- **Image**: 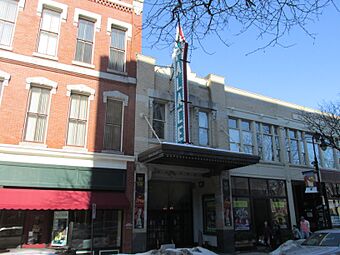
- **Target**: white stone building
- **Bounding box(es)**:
[132,54,339,252]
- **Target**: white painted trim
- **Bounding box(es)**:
[26,77,58,94]
[33,52,59,61]
[72,60,95,69]
[107,68,127,76]
[0,50,136,84]
[22,80,55,145]
[0,45,13,51]
[62,146,88,152]
[106,18,132,39]
[103,91,129,106]
[19,142,47,148]
[37,0,68,21]
[133,0,143,15]
[102,95,126,152]
[0,70,10,86]
[0,143,134,169]
[18,0,26,9]
[224,85,317,113]
[73,8,101,32]
[66,84,95,100]
[1,0,22,48]
[65,90,92,149]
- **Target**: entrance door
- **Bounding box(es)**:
[147,181,193,249]
[253,198,271,240]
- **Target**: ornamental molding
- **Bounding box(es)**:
[87,0,133,13]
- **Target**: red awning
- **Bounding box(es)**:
[0,188,130,210]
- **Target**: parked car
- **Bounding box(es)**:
[0,226,23,249]
[271,229,340,255]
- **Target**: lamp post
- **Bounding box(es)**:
[311,133,332,229]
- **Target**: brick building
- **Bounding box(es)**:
[0,0,142,253]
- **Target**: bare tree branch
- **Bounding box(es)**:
[299,99,340,151]
[143,0,339,54]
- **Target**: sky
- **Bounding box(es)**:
[141,3,340,110]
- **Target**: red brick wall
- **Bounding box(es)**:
[0,0,141,155]
[11,0,142,76]
[0,1,141,251]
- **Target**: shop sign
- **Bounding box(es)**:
[134,173,145,229]
[303,170,318,193]
[51,211,68,247]
[172,25,190,144]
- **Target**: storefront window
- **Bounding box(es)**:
[326,183,340,227]
[268,180,286,197]
[232,177,249,196]
[233,198,251,231]
[69,210,122,249]
[250,178,267,196]
[202,195,216,234]
[0,211,24,249]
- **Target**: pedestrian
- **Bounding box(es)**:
[263,220,272,249]
[272,220,282,248]
[292,225,302,240]
[300,216,311,239]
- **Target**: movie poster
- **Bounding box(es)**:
[233,199,250,231]
[134,173,145,229]
[270,198,288,229]
[223,178,232,227]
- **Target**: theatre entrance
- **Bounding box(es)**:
[147,181,193,249]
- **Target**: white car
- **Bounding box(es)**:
[271,229,340,255]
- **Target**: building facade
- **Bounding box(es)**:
[133,55,340,252]
[0,0,142,253]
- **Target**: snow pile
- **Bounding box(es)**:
[119,246,218,255]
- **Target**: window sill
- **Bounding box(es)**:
[106,68,127,76]
[33,52,58,61]
[62,146,88,152]
[19,142,48,148]
[101,150,124,155]
[72,60,95,69]
[0,45,13,51]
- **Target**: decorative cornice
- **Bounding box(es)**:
[87,0,133,13]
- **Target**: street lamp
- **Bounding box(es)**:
[311,133,332,229]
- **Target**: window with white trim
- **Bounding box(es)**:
[285,129,305,165]
[75,18,94,64]
[103,98,123,151]
[228,118,253,154]
[37,8,61,56]
[109,27,126,72]
[0,0,19,47]
[66,93,89,147]
[199,111,209,146]
[322,146,336,169]
[228,117,240,152]
[24,86,50,142]
[0,70,9,105]
[0,80,3,103]
[256,122,280,161]
[152,101,165,139]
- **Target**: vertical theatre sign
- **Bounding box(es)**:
[134,173,145,229]
[172,26,190,143]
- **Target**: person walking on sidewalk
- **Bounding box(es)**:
[300,216,311,239]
